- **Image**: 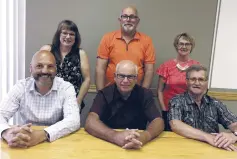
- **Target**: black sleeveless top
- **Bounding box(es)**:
[51,47,85,111]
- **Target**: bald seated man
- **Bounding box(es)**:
[0,50,80,148]
[85,60,164,149]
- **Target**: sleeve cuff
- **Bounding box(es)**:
[44,128,54,142]
[0,124,11,138]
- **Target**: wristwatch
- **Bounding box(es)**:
[233,132,237,142]
[44,130,50,141]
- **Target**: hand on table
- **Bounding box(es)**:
[2,123,32,148]
[2,123,46,148]
[205,133,237,151]
[114,128,142,149]
[213,132,237,151]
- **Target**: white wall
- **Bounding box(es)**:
[210,0,237,89]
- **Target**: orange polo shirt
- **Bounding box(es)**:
[97,30,156,86]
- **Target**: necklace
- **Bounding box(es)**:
[175,59,190,71]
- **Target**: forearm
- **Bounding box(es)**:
[85,113,117,144]
[77,78,90,104]
[142,70,154,88]
[95,69,106,90]
[0,115,11,137]
[228,122,237,132]
[35,130,47,143]
[140,118,164,145]
[44,113,80,142]
[170,120,209,142]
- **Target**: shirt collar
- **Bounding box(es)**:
[113,84,138,101]
[113,84,123,101]
[29,77,58,93]
[115,30,140,40]
[185,92,210,105]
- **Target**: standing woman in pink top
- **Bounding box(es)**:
[156,33,200,131]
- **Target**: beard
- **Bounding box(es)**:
[121,24,136,35]
[32,73,55,86]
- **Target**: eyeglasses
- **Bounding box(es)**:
[177,42,192,47]
[116,73,137,80]
[187,77,207,83]
[61,31,75,37]
[120,14,139,21]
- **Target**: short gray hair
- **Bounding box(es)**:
[120,6,139,17]
[186,65,208,80]
[173,32,195,53]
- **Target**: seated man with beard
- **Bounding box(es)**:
[85,60,164,149]
[0,50,80,148]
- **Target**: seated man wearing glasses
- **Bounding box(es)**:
[85,60,164,149]
[96,6,155,91]
[168,65,237,151]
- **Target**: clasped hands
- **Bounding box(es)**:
[1,123,46,148]
[113,128,144,149]
[207,132,237,151]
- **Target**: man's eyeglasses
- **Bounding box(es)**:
[187,77,207,83]
[116,73,137,80]
[120,14,139,21]
[61,31,75,37]
[177,42,192,48]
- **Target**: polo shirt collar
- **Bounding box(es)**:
[115,30,140,40]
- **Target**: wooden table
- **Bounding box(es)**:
[1,127,237,159]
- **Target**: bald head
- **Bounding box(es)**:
[116,60,138,74]
[31,50,56,65]
[30,50,57,88]
[121,6,138,17]
[114,60,138,96]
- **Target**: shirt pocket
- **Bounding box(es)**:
[205,115,218,128]
[182,107,194,126]
[204,107,218,126]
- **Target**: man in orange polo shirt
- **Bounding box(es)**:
[96,6,156,90]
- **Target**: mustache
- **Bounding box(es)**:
[38,73,52,77]
[33,73,54,81]
[123,23,133,26]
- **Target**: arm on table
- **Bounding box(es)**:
[212,101,237,148]
[170,119,212,143]
[138,89,164,145]
[0,82,43,147]
[168,99,237,151]
[85,112,117,144]
[0,82,23,136]
[85,112,141,148]
[139,117,164,145]
[44,84,80,142]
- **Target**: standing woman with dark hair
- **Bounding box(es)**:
[156,33,200,131]
[40,20,90,112]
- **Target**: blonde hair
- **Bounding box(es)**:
[173,32,195,53]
